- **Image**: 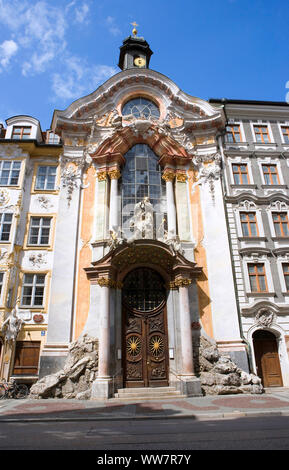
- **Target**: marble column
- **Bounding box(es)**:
[97,283,110,378]
[108,168,121,232]
[177,279,194,376]
[91,277,113,399]
[162,169,176,235]
[174,277,202,396]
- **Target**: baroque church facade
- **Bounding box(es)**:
[0,30,289,398]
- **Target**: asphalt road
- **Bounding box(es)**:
[1,415,289,452]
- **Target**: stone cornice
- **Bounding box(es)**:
[225,191,289,205]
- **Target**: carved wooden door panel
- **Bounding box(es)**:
[253,331,283,388]
[122,268,169,388]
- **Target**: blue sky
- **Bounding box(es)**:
[0,0,288,131]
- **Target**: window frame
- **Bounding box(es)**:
[272,212,289,237]
[280,125,289,144]
[27,216,52,246]
[0,160,22,186]
[247,263,268,293]
[262,164,280,185]
[232,163,250,185]
[20,273,46,308]
[34,164,58,192]
[282,263,289,292]
[122,97,160,119]
[0,212,13,242]
[226,124,243,143]
[253,124,271,143]
[240,212,259,237]
[11,126,32,140]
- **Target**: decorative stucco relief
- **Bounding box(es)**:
[29,252,47,268]
[191,152,222,202]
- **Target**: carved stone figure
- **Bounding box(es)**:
[128,197,154,242]
[108,227,124,250]
[255,308,275,327]
[1,305,24,343]
[161,230,184,255]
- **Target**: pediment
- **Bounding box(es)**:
[51,68,225,135]
[85,239,202,285]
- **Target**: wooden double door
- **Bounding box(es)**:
[253,330,283,387]
[122,268,169,388]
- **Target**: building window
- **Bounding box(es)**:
[240,212,258,236]
[35,165,57,190]
[262,164,280,185]
[253,125,271,143]
[0,213,12,241]
[226,125,242,143]
[0,160,21,186]
[232,164,249,184]
[272,212,289,237]
[0,272,4,297]
[281,126,289,143]
[46,131,60,144]
[122,98,160,119]
[28,217,52,245]
[13,341,40,375]
[21,273,45,307]
[11,126,32,140]
[282,264,289,291]
[121,144,166,239]
[248,263,268,292]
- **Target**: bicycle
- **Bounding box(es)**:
[0,378,29,399]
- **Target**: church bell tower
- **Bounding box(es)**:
[118,23,153,71]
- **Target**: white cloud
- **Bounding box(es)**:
[0,0,67,76]
[75,3,90,24]
[0,39,18,71]
[0,0,119,103]
[51,56,117,101]
[106,16,121,36]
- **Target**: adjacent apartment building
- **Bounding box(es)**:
[0,31,288,398]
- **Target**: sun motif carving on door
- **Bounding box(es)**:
[122,268,169,387]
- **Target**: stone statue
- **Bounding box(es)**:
[162,230,184,255]
[1,305,24,344]
[128,197,154,241]
[108,227,124,250]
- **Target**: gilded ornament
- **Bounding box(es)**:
[97,170,108,181]
[108,169,121,180]
[173,277,192,288]
[96,277,122,289]
[162,170,175,182]
[176,173,187,183]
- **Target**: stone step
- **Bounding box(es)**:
[116,386,178,394]
[113,386,184,400]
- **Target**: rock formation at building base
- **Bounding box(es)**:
[194,335,264,395]
[29,333,263,399]
[29,334,98,400]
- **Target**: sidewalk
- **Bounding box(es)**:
[1,388,289,422]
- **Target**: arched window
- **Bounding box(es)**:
[122,97,160,119]
[121,144,166,239]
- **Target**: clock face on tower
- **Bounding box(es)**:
[134,56,146,67]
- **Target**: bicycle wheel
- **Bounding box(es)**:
[14,384,29,399]
[0,384,7,399]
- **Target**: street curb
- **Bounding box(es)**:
[0,409,289,423]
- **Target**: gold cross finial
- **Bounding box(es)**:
[131,21,138,36]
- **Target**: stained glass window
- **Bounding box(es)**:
[121,144,167,239]
[122,98,160,119]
